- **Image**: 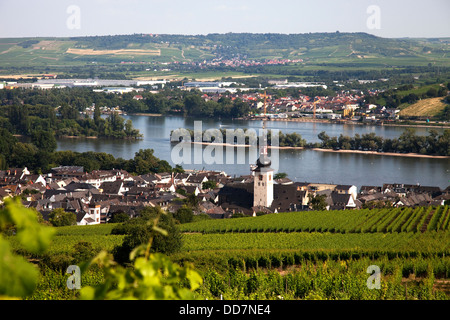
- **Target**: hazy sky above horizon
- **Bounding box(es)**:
[0,0,449,38]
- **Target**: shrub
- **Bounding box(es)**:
[72,241,99,264]
[109,212,130,223]
[48,208,77,227]
[112,207,182,264]
[174,206,194,224]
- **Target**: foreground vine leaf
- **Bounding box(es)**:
[80,248,203,300]
[0,198,55,298]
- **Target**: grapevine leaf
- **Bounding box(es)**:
[153,225,168,236]
[4,198,55,253]
[0,238,39,298]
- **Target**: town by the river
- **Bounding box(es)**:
[56,115,450,189]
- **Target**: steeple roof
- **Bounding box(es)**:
[254,154,272,171]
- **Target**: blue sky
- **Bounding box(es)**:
[0,0,449,38]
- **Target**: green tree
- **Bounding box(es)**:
[110,212,130,223]
[129,149,161,175]
[0,128,17,168]
[111,207,182,264]
[426,87,438,98]
[72,241,99,264]
[10,142,37,169]
[93,104,101,126]
[145,94,167,114]
[155,160,172,173]
[0,154,6,171]
[124,119,135,137]
[184,94,204,116]
[280,132,306,147]
[318,131,330,148]
[173,164,185,173]
[31,130,57,153]
[106,112,125,137]
[230,99,250,118]
[435,105,450,121]
[274,172,288,180]
[8,105,31,134]
[338,134,352,150]
[59,103,79,120]
[202,180,217,190]
[48,208,77,227]
[309,194,328,211]
[184,193,200,209]
[173,206,194,224]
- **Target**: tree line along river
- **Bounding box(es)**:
[56,115,450,189]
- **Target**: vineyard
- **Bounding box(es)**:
[193,256,450,300]
[9,222,125,256]
[180,206,450,234]
[175,206,450,300]
[180,231,450,253]
[11,205,450,300]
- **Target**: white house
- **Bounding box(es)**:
[77,204,101,226]
[335,185,358,200]
[185,174,209,190]
[81,171,117,188]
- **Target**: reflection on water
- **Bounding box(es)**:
[56,115,450,189]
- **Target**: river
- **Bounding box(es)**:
[56,115,450,189]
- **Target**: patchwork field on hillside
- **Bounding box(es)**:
[66,48,161,56]
[399,97,448,117]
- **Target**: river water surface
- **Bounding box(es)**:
[56,115,450,189]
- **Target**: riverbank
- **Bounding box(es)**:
[176,141,305,150]
[177,141,448,158]
[16,134,142,140]
[239,117,450,129]
[312,148,450,159]
[57,135,143,140]
[59,135,98,139]
[130,113,163,117]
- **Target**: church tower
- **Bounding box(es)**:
[253,92,274,209]
[253,145,274,208]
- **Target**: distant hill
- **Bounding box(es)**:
[1,32,449,66]
[1,33,449,80]
[68,32,450,59]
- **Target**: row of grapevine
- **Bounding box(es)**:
[436,206,449,231]
[174,247,450,274]
[427,206,446,232]
[402,207,424,232]
[181,231,450,253]
[332,209,371,233]
[387,208,413,233]
[444,207,450,230]
[180,206,450,234]
[416,206,434,232]
[375,208,401,233]
[351,209,384,233]
[198,256,450,300]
